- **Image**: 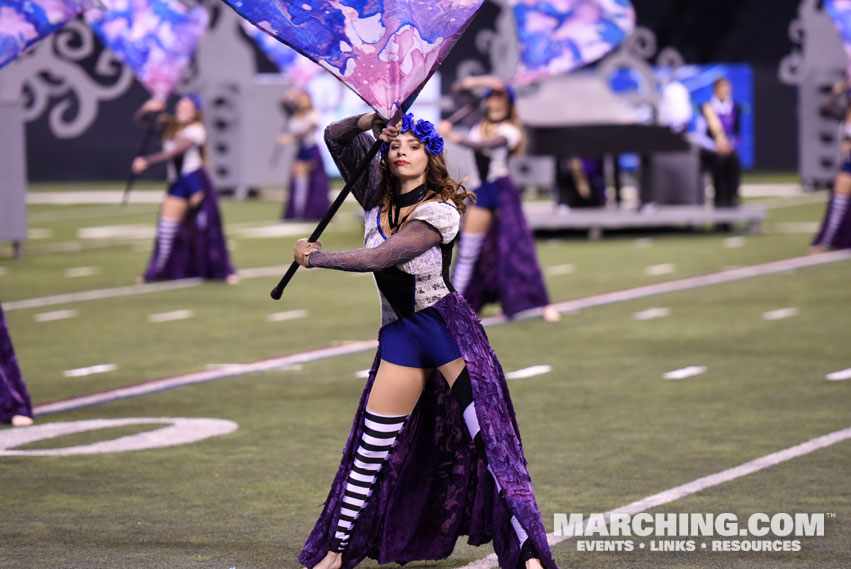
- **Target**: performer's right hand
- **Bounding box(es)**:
[294,238,322,267]
[131,157,148,175]
[141,98,166,115]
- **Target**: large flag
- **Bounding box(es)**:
[219,0,486,118]
[241,20,322,87]
[0,0,94,69]
[825,0,851,78]
[85,0,208,100]
[509,0,635,85]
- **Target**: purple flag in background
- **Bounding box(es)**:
[825,0,851,78]
[0,0,94,69]
[241,20,322,87]
[219,0,486,118]
[510,0,635,85]
[85,0,208,100]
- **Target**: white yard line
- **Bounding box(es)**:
[27,190,163,205]
[505,365,552,380]
[30,251,851,416]
[825,368,851,381]
[63,364,117,378]
[35,340,378,416]
[489,250,851,326]
[454,425,851,569]
[34,309,78,323]
[723,236,745,248]
[64,266,101,278]
[632,307,670,321]
[645,263,675,276]
[663,366,707,380]
[3,279,203,311]
[266,309,309,322]
[762,307,799,321]
[148,310,193,323]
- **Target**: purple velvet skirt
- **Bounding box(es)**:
[812,191,851,249]
[282,144,331,220]
[459,176,550,318]
[143,169,236,282]
[0,301,33,423]
[299,293,560,569]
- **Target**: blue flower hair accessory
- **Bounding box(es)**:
[184,93,203,111]
[381,113,445,157]
[483,85,516,105]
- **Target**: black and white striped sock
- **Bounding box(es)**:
[453,232,485,295]
[155,218,180,272]
[451,367,537,562]
[292,174,309,217]
[821,194,850,245]
[330,409,408,553]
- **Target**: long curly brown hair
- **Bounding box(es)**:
[378,149,476,215]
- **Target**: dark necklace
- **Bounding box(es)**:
[390,183,428,230]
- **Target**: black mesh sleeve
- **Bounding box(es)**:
[455,134,509,151]
[324,115,384,210]
[309,221,441,272]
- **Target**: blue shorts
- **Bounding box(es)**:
[380,307,462,369]
[842,158,851,175]
[167,170,205,199]
[296,145,313,161]
[474,180,501,211]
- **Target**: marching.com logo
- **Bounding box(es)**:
[554,512,831,552]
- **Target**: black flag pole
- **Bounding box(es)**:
[122,112,160,206]
[269,95,417,301]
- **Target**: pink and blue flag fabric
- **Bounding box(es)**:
[0,0,94,69]
[509,0,635,84]
[85,0,208,100]
[219,0,486,118]
[241,20,322,87]
[825,0,851,78]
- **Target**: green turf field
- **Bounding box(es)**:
[1,186,849,569]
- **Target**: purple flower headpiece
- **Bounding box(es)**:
[381,113,445,157]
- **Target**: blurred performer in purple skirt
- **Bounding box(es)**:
[0,301,33,427]
[278,89,331,220]
[131,95,238,283]
[694,77,742,209]
[292,112,557,569]
[439,76,560,322]
[812,80,851,253]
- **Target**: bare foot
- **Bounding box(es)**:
[226,273,240,285]
[808,244,828,255]
[135,275,146,285]
[307,551,341,569]
[525,559,544,569]
[11,415,33,427]
[542,305,561,322]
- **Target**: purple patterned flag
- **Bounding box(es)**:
[219,0,486,118]
[241,20,322,87]
[825,0,851,78]
[85,0,208,100]
[0,0,94,69]
[509,0,635,85]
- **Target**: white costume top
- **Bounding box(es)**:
[165,123,205,181]
[363,201,461,325]
[468,121,523,183]
[289,110,319,147]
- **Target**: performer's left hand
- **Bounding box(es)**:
[437,120,459,143]
[131,157,148,175]
[294,238,322,267]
